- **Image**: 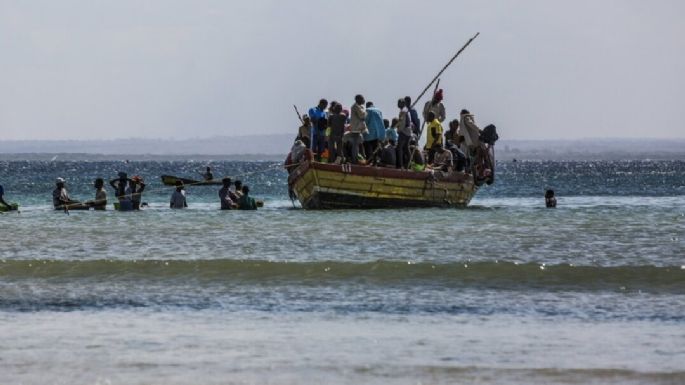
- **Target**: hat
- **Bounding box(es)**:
[118,172,128,179]
[434,89,444,102]
[56,177,65,184]
[131,175,143,183]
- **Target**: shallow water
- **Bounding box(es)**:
[1,160,684,384]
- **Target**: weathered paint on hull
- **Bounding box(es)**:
[288,162,478,209]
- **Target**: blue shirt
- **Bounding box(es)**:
[409,108,420,134]
[308,106,327,138]
[385,127,398,143]
[364,106,385,141]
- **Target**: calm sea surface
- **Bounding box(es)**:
[1,159,684,385]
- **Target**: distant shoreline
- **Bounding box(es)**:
[0,137,683,161]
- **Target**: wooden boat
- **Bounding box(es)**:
[288,162,482,209]
[161,175,222,186]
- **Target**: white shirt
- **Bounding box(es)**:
[170,189,187,209]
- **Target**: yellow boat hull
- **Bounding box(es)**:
[288,162,478,209]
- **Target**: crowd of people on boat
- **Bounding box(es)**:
[286,89,498,180]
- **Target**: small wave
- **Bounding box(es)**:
[1,259,683,293]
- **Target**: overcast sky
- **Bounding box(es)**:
[1,0,683,141]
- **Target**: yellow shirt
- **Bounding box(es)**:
[425,119,444,149]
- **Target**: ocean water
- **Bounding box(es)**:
[0,159,684,385]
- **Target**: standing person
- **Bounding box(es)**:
[404,96,421,137]
[363,101,385,161]
[349,94,367,164]
[459,109,482,152]
[422,89,446,123]
[233,180,244,199]
[218,178,237,210]
[396,98,412,169]
[110,172,133,211]
[170,181,187,209]
[308,99,328,158]
[238,185,258,210]
[328,103,346,164]
[130,176,145,210]
[545,190,557,208]
[424,111,444,164]
[297,114,312,148]
[87,178,108,210]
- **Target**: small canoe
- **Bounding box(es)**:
[161,175,222,186]
[0,203,19,212]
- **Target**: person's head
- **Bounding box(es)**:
[427,111,436,122]
[329,101,339,110]
[242,185,250,194]
[383,119,390,129]
[234,180,243,190]
[175,180,184,191]
[117,171,127,180]
[404,96,412,108]
[222,177,232,188]
[131,175,143,185]
[94,178,104,189]
[391,118,398,128]
[433,89,444,102]
[397,98,406,109]
[318,98,328,110]
[354,94,365,106]
[333,103,343,114]
[460,109,470,115]
[365,101,373,108]
[449,119,459,130]
[303,114,311,124]
[206,166,211,172]
[56,177,65,188]
[545,189,555,199]
[433,143,444,152]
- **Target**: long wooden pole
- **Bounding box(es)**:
[410,32,479,111]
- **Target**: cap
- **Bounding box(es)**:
[56,177,65,184]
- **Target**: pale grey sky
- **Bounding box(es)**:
[1,0,683,140]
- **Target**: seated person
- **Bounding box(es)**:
[379,140,397,168]
[430,144,453,173]
[52,178,84,210]
[238,185,258,210]
[446,140,467,172]
[202,167,213,181]
[408,142,426,171]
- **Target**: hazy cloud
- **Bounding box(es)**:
[1,0,683,140]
